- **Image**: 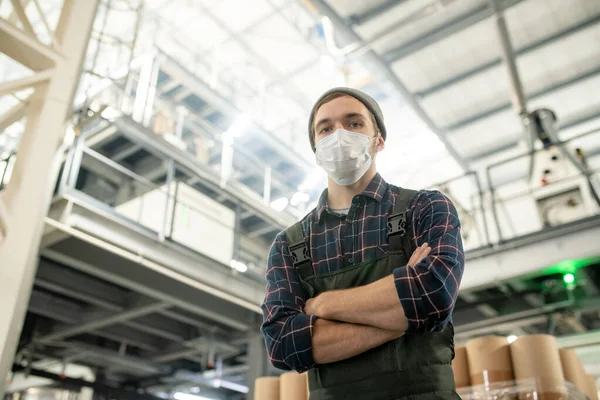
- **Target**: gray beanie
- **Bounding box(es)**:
[308,87,387,152]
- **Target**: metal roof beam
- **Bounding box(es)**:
[444,66,600,131]
[34,299,169,343]
[347,0,410,26]
[305,0,470,171]
[382,0,524,63]
[28,290,83,324]
[37,258,128,312]
[0,17,60,71]
[416,14,600,98]
[123,313,194,342]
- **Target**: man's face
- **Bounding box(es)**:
[313,95,384,155]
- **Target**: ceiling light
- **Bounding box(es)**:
[174,393,215,400]
[507,335,518,344]
[270,197,289,212]
[290,191,310,206]
[563,273,575,284]
[235,262,247,273]
[229,260,248,273]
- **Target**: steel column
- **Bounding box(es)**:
[0,1,99,396]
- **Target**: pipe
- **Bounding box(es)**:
[11,365,162,400]
[454,298,574,334]
[486,165,504,242]
[488,0,528,117]
[43,217,262,314]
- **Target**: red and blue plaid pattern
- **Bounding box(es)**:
[260,173,464,372]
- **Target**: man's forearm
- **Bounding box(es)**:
[311,318,401,364]
[310,275,409,332]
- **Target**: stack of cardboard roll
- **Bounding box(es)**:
[254,372,309,400]
[559,349,598,400]
[452,334,598,400]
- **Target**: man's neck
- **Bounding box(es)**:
[327,166,377,210]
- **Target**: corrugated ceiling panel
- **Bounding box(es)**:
[174,11,229,52]
[290,61,346,101]
[327,0,391,19]
[211,0,273,33]
[447,109,522,158]
[390,18,499,92]
[364,0,482,53]
[528,73,600,121]
[246,14,319,76]
[420,66,509,127]
[506,0,600,47]
[515,24,600,96]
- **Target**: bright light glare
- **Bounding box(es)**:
[563,273,575,284]
[174,393,215,400]
[270,197,289,211]
[507,335,518,344]
[290,191,310,206]
[218,380,249,393]
[229,260,248,273]
[224,113,252,138]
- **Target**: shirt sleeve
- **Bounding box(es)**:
[260,231,317,372]
[392,190,465,333]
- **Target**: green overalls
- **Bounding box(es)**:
[285,189,459,400]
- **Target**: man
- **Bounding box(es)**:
[261,87,464,400]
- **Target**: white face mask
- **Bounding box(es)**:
[315,129,374,186]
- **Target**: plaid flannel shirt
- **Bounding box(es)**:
[260,173,464,372]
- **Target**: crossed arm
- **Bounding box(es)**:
[306,244,431,364]
[260,191,464,371]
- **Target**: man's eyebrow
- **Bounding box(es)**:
[343,113,366,120]
[315,118,331,129]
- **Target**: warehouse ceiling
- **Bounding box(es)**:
[2,0,600,206]
[2,0,600,398]
[138,0,600,192]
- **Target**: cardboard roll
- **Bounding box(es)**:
[558,348,588,394]
[452,346,470,388]
[466,336,514,386]
[582,375,599,400]
[280,372,308,400]
[255,376,280,400]
[510,335,565,396]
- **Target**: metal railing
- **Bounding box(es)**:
[432,127,600,252]
[55,129,267,279]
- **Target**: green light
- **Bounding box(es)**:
[563,273,575,284]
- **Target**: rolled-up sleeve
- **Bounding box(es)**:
[260,231,317,372]
[393,190,465,333]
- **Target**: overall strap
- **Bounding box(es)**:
[387,188,418,258]
[284,221,314,279]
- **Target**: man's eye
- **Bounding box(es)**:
[349,122,362,129]
[320,127,332,134]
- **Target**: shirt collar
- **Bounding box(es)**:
[316,173,388,222]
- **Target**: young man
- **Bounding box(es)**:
[261,87,465,400]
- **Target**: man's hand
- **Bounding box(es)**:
[304,297,318,316]
[408,242,431,267]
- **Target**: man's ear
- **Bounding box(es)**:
[376,133,385,152]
